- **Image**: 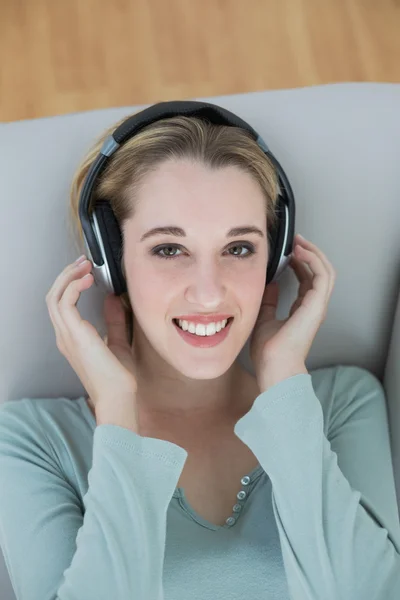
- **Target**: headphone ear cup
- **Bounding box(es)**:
[266,193,286,285]
[92,200,127,295]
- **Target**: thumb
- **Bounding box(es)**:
[103,293,131,350]
[258,281,279,322]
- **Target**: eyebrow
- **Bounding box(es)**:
[140,225,265,242]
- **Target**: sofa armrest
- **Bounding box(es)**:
[384,286,400,517]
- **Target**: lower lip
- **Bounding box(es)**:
[173,318,233,348]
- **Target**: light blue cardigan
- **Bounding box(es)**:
[0,365,399,599]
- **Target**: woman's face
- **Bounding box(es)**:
[122,158,269,381]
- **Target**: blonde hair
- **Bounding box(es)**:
[69,112,280,344]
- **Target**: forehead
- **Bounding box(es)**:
[134,159,266,220]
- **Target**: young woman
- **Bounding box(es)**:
[0,104,399,600]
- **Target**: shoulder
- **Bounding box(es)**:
[310,363,382,395]
[0,395,92,429]
[309,364,385,435]
[0,396,95,460]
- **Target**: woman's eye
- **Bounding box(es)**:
[151,243,256,260]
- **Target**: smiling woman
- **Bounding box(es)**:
[66,108,284,422]
[104,155,275,415]
[0,98,399,600]
[68,113,280,350]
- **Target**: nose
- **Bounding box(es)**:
[184,263,228,308]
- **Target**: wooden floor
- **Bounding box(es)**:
[1,0,399,122]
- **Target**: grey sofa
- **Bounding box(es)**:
[0,82,399,599]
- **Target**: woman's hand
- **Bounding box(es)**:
[249,234,336,389]
[46,255,138,410]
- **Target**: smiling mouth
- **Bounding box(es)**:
[173,316,234,333]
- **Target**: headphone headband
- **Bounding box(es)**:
[106,100,262,150]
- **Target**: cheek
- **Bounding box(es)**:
[126,263,173,313]
[240,281,266,315]
[238,269,268,318]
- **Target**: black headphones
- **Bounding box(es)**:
[78,100,296,296]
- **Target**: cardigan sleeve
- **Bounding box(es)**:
[234,365,400,600]
[0,399,188,600]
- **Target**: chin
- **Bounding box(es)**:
[170,360,237,381]
[162,331,240,380]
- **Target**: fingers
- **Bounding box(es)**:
[46,258,93,342]
[291,235,336,298]
[295,235,336,280]
[293,245,327,296]
[289,254,312,302]
[59,265,93,332]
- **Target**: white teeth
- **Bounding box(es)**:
[176,319,229,336]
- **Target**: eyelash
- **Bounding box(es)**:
[151,242,257,260]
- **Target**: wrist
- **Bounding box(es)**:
[257,363,308,393]
[95,393,139,433]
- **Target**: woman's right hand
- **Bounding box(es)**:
[46,255,138,412]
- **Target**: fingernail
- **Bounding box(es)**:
[75,254,86,264]
[297,234,305,240]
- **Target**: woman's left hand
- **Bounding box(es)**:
[249,234,336,387]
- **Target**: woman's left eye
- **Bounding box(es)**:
[151,243,256,260]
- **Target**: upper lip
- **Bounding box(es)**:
[173,314,233,324]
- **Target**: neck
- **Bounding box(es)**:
[134,364,257,426]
